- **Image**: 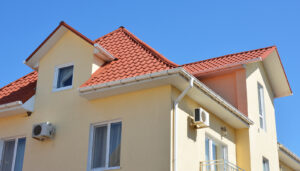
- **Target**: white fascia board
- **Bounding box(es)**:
[22,95,35,112]
[79,68,252,128]
[278,143,300,169]
[0,96,35,117]
[262,51,292,98]
[25,26,68,70]
[94,44,116,62]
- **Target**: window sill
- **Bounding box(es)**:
[52,85,73,92]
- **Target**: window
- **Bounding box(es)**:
[205,136,227,171]
[0,137,26,171]
[263,157,270,171]
[258,83,266,130]
[53,64,74,91]
[88,121,122,171]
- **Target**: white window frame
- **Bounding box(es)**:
[262,157,270,171]
[205,136,228,161]
[258,83,267,131]
[0,136,26,171]
[205,135,228,171]
[87,120,122,171]
[53,63,74,92]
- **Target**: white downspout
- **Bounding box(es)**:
[173,77,194,171]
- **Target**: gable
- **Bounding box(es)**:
[25,21,94,70]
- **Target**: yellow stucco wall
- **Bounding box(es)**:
[172,87,237,171]
[246,62,280,171]
[0,31,173,171]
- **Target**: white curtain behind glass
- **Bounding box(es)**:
[109,122,122,167]
[1,140,15,171]
[92,126,107,169]
[14,138,26,171]
[57,66,73,88]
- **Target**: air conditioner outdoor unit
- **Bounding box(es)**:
[32,122,55,141]
[192,108,210,128]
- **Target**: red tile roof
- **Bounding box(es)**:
[0,71,37,105]
[182,46,276,75]
[0,23,288,107]
[81,27,178,87]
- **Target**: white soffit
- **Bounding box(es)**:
[79,68,252,129]
[262,50,292,98]
[278,144,300,170]
[25,26,68,69]
[0,96,35,117]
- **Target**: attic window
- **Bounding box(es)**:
[53,63,74,91]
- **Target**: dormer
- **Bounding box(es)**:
[25,21,115,74]
[0,22,116,117]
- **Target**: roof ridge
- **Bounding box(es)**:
[120,27,179,68]
[181,45,276,66]
[95,27,179,68]
[0,71,37,92]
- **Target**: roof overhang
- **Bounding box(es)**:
[94,43,116,62]
[24,21,95,70]
[261,49,292,98]
[79,68,253,129]
[0,96,35,117]
[278,143,300,169]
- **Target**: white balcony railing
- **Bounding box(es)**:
[200,160,245,171]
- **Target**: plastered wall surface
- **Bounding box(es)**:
[0,31,172,171]
[246,62,280,171]
[172,87,237,171]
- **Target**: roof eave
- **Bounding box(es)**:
[24,21,94,70]
[278,143,300,169]
[261,48,292,98]
[0,97,35,117]
[79,68,253,128]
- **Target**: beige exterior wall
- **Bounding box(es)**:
[246,62,280,171]
[0,31,173,171]
[172,87,237,171]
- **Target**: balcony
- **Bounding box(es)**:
[200,160,245,171]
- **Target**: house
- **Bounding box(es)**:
[0,21,299,171]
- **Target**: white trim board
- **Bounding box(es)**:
[0,96,35,118]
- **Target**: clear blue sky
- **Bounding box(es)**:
[0,1,299,156]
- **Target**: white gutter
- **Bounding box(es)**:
[94,44,116,62]
[0,101,23,110]
[278,142,300,169]
[179,69,253,125]
[173,77,194,171]
[0,96,35,117]
[79,68,253,126]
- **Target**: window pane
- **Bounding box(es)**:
[1,140,15,171]
[109,122,122,167]
[57,66,73,88]
[263,158,270,171]
[92,125,107,169]
[14,138,26,171]
[258,86,263,116]
[260,117,264,129]
[205,138,210,161]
